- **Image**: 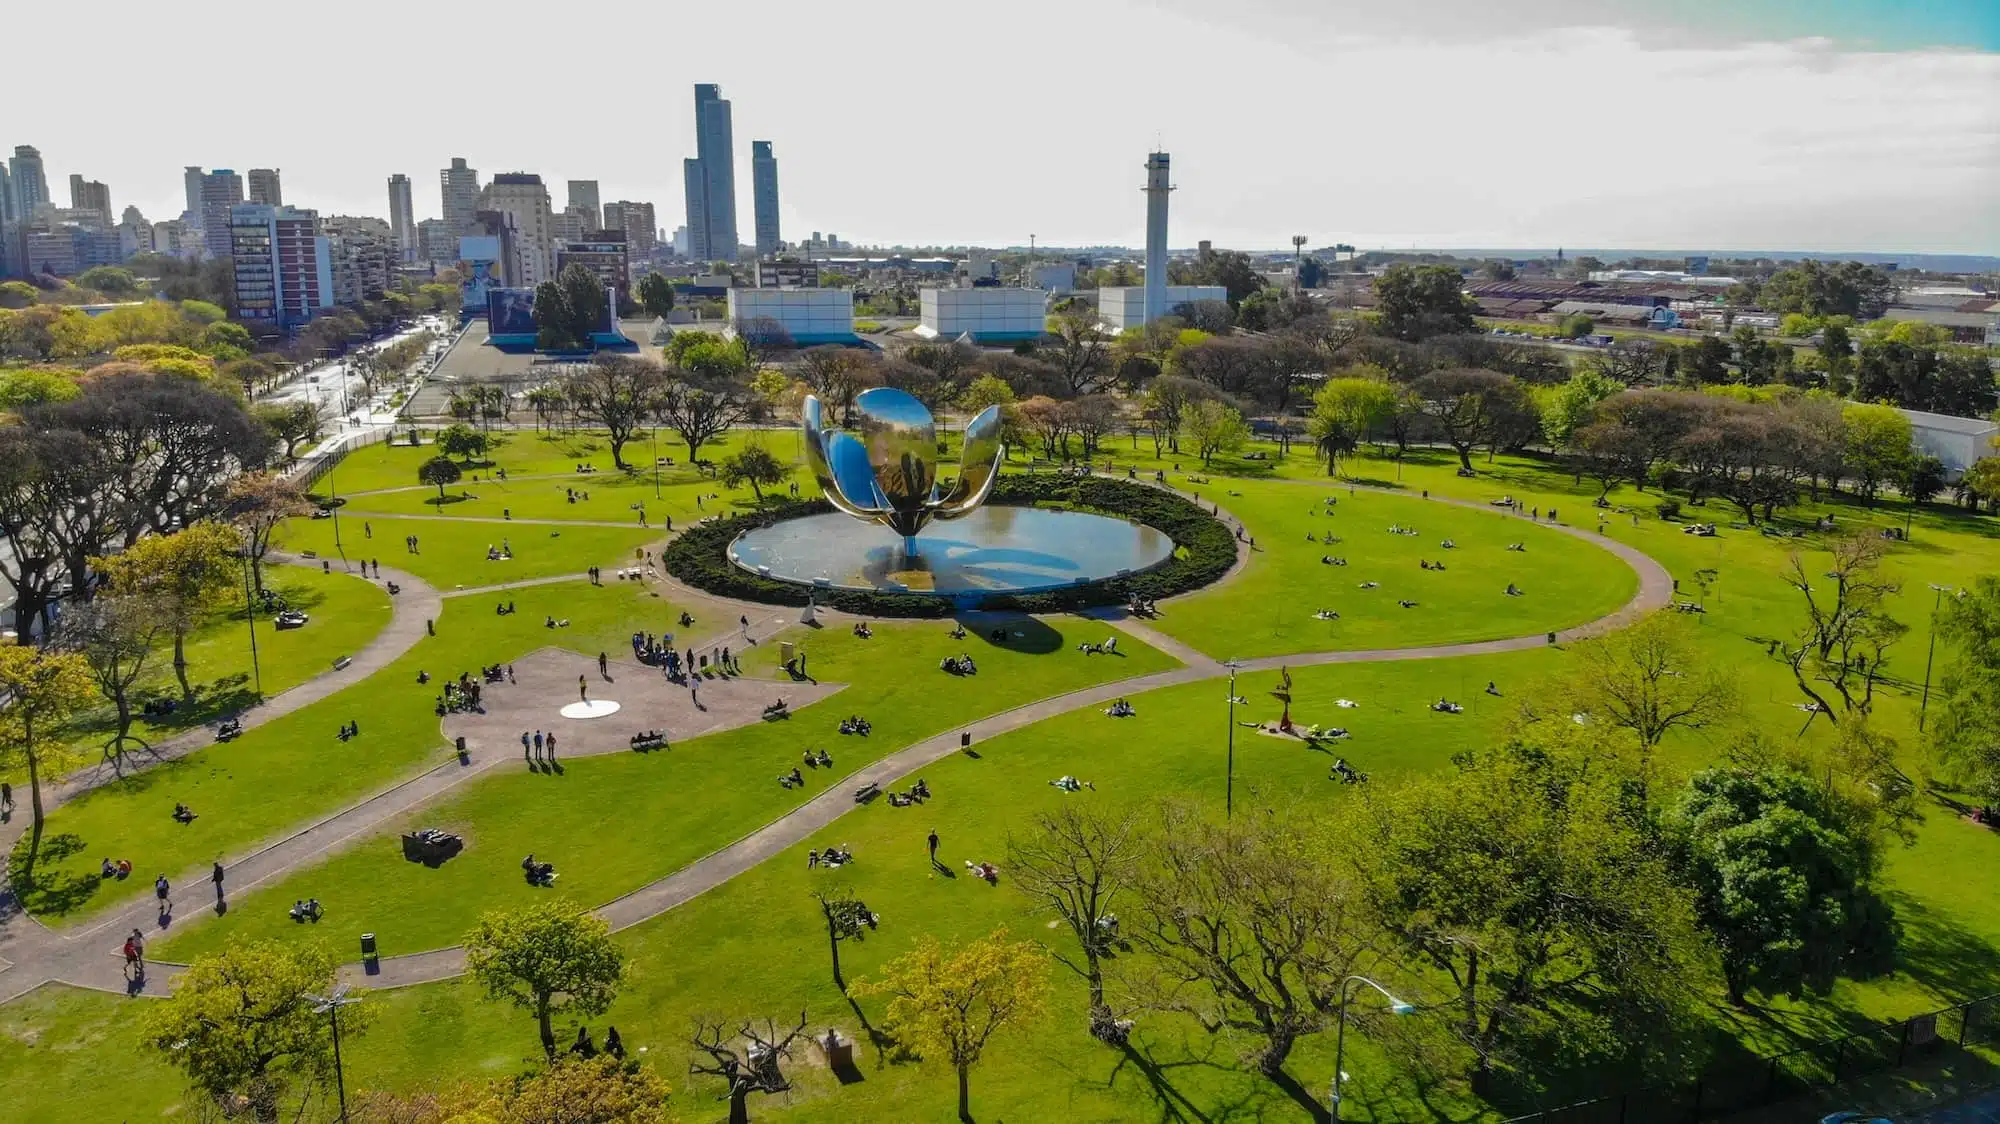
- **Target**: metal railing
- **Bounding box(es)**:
[287,425,399,493]
[1501,995,1999,1123]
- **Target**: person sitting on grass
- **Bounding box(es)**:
[172,803,197,824]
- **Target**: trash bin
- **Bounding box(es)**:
[360,933,377,958]
[455,736,467,752]
[961,731,972,748]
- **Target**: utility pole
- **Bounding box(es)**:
[1224,660,1241,818]
[1292,234,1308,290]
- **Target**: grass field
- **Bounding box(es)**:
[274,513,663,590]
[154,617,1179,960]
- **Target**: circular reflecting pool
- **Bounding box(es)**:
[729,506,1176,596]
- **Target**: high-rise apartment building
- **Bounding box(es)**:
[416,218,454,266]
[323,215,397,306]
[604,200,656,257]
[682,84,738,260]
[230,203,331,331]
[68,175,112,226]
[477,173,555,286]
[9,146,49,221]
[199,170,245,260]
[247,168,283,206]
[0,163,13,225]
[182,166,204,220]
[566,181,600,224]
[387,174,416,262]
[117,206,152,260]
[440,157,480,234]
[751,140,779,257]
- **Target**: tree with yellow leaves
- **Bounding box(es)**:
[96,521,244,704]
[855,928,1048,1123]
[0,644,94,863]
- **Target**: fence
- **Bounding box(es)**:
[1501,994,2000,1124]
[287,425,399,493]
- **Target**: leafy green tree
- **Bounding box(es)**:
[1537,366,1623,448]
[1841,403,1914,501]
[465,899,625,1060]
[418,454,462,502]
[1904,454,1946,505]
[0,280,37,309]
[140,941,361,1123]
[1177,248,1265,307]
[1349,729,1715,1084]
[75,266,138,293]
[1681,335,1733,384]
[636,271,676,319]
[1665,766,1898,1003]
[721,445,787,501]
[1930,577,2000,804]
[0,367,81,410]
[532,279,575,350]
[438,422,490,462]
[1759,260,1893,319]
[0,646,95,861]
[567,358,664,469]
[252,401,322,462]
[558,262,608,345]
[1184,398,1249,466]
[97,522,243,705]
[1309,375,1395,474]
[1558,313,1595,338]
[1372,263,1476,341]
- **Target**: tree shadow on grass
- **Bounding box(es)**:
[424,493,476,508]
[6,832,102,915]
[965,614,1066,656]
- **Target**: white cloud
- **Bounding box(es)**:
[13,0,1999,253]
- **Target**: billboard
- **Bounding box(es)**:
[488,287,538,346]
[1683,255,1709,275]
[461,258,503,312]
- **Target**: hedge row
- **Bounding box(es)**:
[660,476,1235,617]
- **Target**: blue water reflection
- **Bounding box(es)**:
[730,507,1175,595]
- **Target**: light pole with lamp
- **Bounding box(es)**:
[239,548,263,696]
[308,985,361,1122]
[1224,659,1243,818]
[1920,582,1959,731]
[1331,975,1415,1121]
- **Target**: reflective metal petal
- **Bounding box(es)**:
[801,395,882,518]
[826,432,888,513]
[854,387,937,514]
[933,404,1006,519]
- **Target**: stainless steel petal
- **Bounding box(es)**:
[801,396,880,518]
[854,386,936,515]
[826,431,888,513]
[934,404,1006,519]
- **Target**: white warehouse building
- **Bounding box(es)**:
[1901,409,2000,480]
[916,287,1047,343]
[727,287,856,346]
[1098,285,1227,332]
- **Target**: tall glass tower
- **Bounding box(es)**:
[751,141,779,257]
[683,84,738,261]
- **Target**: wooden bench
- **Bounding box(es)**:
[852,783,881,805]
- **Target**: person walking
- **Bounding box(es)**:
[154,874,171,916]
[578,674,589,702]
[124,930,145,982]
[211,861,225,904]
[1,780,12,813]
[364,521,372,539]
[598,651,608,677]
[927,829,940,867]
[533,730,544,759]
[521,731,532,761]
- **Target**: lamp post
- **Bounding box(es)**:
[651,424,661,499]
[240,549,262,696]
[1331,975,1415,1121]
[1224,660,1242,818]
[1920,582,1959,731]
[308,986,361,1122]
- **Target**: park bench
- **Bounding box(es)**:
[852,783,880,805]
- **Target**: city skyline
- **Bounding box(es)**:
[8,0,1998,255]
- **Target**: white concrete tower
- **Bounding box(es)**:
[1142,152,1174,324]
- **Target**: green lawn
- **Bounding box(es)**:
[154,617,1180,960]
[1151,477,1637,658]
[274,513,662,590]
[11,580,692,922]
[320,428,809,495]
[340,469,790,530]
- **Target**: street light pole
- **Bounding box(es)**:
[240,551,262,696]
[309,987,361,1122]
[1920,583,1957,731]
[1225,660,1240,818]
[1331,975,1415,1122]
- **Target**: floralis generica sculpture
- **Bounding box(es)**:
[801,387,1005,559]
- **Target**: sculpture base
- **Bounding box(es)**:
[729,506,1175,597]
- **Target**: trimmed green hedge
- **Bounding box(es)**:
[661,475,1235,617]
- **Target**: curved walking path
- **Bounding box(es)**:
[0,471,1673,1000]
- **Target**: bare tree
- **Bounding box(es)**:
[732,316,795,368]
[566,357,664,469]
[1067,395,1119,460]
[221,474,309,594]
[688,1011,809,1124]
[57,596,163,772]
[1007,805,1142,1041]
[794,347,879,424]
[656,371,756,463]
[1558,612,1739,794]
[1782,532,1905,721]
[1044,302,1115,396]
[811,887,877,992]
[1412,368,1512,470]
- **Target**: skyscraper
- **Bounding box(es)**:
[440,157,480,234]
[69,175,112,226]
[387,174,416,262]
[751,141,779,257]
[566,181,600,224]
[682,84,738,261]
[230,203,332,330]
[199,170,245,261]
[8,146,49,220]
[477,173,555,286]
[607,201,656,257]
[183,166,205,220]
[0,163,13,225]
[247,168,283,206]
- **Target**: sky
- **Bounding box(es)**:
[12,0,1999,254]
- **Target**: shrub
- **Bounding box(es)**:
[1656,498,1682,520]
[661,476,1235,616]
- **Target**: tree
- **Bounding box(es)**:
[558,264,609,347]
[1350,731,1714,1084]
[1558,313,1595,339]
[1841,403,1914,501]
[1130,804,1375,1079]
[1139,375,1207,456]
[1781,532,1904,721]
[221,474,309,595]
[76,265,139,294]
[1309,373,1398,473]
[1905,454,1947,506]
[1373,263,1476,342]
[1015,396,1074,460]
[855,929,1049,1123]
[1591,338,1669,385]
[1067,394,1119,459]
[1929,576,2000,804]
[1412,368,1511,470]
[532,279,575,351]
[794,347,878,424]
[1561,613,1738,786]
[1044,302,1115,396]
[690,1012,809,1124]
[96,521,243,705]
[1538,366,1623,449]
[418,454,463,503]
[1665,766,1898,1004]
[358,1056,673,1124]
[251,401,322,462]
[140,941,360,1124]
[720,445,786,501]
[1183,399,1249,466]
[0,645,94,862]
[1759,260,1893,320]
[732,316,795,368]
[1007,805,1143,1037]
[57,596,163,772]
[465,899,625,1060]
[636,272,676,320]
[656,371,755,463]
[1179,248,1266,307]
[439,422,491,463]
[568,358,665,469]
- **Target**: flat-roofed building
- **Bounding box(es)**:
[917,287,1047,342]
